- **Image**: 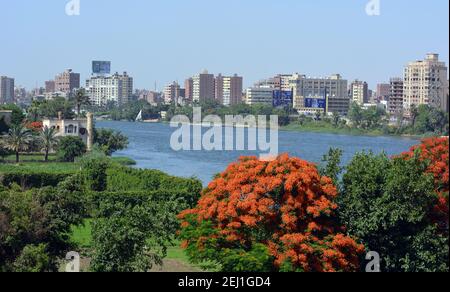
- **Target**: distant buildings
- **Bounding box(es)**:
[138,90,161,105]
[0,76,15,104]
[45,80,56,93]
[86,72,133,106]
[388,78,404,116]
[184,78,194,101]
[350,80,369,105]
[403,53,449,114]
[55,69,80,96]
[163,81,182,104]
[192,70,215,102]
[376,83,391,101]
[291,74,350,115]
[245,87,274,106]
[215,74,243,106]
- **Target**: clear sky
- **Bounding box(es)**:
[0,0,448,90]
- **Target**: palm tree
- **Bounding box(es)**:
[2,124,33,163]
[40,126,58,162]
[73,88,91,117]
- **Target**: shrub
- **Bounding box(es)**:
[81,156,110,192]
[94,128,129,156]
[12,244,51,272]
[339,150,449,272]
[57,136,86,162]
[178,154,365,272]
[0,171,73,189]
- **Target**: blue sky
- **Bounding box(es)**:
[0,0,448,90]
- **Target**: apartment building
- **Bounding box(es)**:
[245,87,274,106]
[86,72,133,106]
[389,78,404,116]
[55,69,80,96]
[0,76,15,104]
[350,80,369,105]
[192,70,215,102]
[215,74,243,106]
[403,53,449,113]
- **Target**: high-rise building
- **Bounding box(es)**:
[55,69,80,96]
[389,78,404,116]
[86,72,133,106]
[403,53,449,113]
[192,70,215,102]
[215,74,243,106]
[184,78,194,101]
[45,80,56,93]
[245,88,274,106]
[0,76,15,104]
[376,83,391,101]
[350,80,369,105]
[164,81,181,104]
[291,74,350,114]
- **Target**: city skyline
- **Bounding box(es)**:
[0,0,448,90]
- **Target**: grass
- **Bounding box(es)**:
[282,122,386,136]
[111,156,137,166]
[0,161,80,174]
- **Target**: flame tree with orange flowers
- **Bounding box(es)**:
[178,154,365,272]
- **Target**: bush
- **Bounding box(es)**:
[94,128,129,156]
[12,244,51,273]
[0,171,73,189]
[57,136,86,162]
[179,155,365,272]
[0,184,85,271]
[339,150,449,272]
[81,155,110,192]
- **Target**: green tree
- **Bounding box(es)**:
[0,104,25,126]
[320,148,344,186]
[90,200,179,272]
[348,102,364,128]
[331,112,340,128]
[12,244,51,273]
[56,136,86,162]
[72,88,91,117]
[339,152,449,272]
[40,126,58,162]
[410,104,419,128]
[2,124,33,163]
[94,128,129,156]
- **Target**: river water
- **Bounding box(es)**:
[97,121,420,185]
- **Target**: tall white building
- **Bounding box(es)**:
[403,53,449,113]
[86,72,133,107]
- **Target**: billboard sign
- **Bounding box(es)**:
[273,90,293,107]
[92,61,111,74]
[304,97,327,109]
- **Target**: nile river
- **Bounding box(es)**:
[97,121,420,185]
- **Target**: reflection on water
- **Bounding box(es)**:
[97,121,420,185]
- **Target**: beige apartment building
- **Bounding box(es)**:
[245,87,274,106]
[403,53,449,114]
[55,69,80,96]
[163,81,181,104]
[215,74,243,106]
[350,80,369,105]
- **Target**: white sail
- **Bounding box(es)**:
[135,110,143,122]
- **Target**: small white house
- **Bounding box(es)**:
[42,112,94,151]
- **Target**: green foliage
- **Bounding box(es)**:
[348,103,387,130]
[12,244,51,272]
[94,128,129,156]
[2,124,33,163]
[90,199,179,272]
[57,136,86,162]
[80,155,109,192]
[34,97,75,119]
[0,183,85,272]
[0,116,9,134]
[320,148,344,186]
[339,152,449,272]
[0,170,73,189]
[0,104,25,126]
[40,126,58,162]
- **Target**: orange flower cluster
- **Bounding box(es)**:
[179,154,365,272]
[402,137,449,230]
[26,121,43,132]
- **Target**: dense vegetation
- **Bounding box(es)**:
[178,138,449,272]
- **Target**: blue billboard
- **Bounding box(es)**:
[92,61,111,74]
[304,98,327,109]
[273,90,293,107]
